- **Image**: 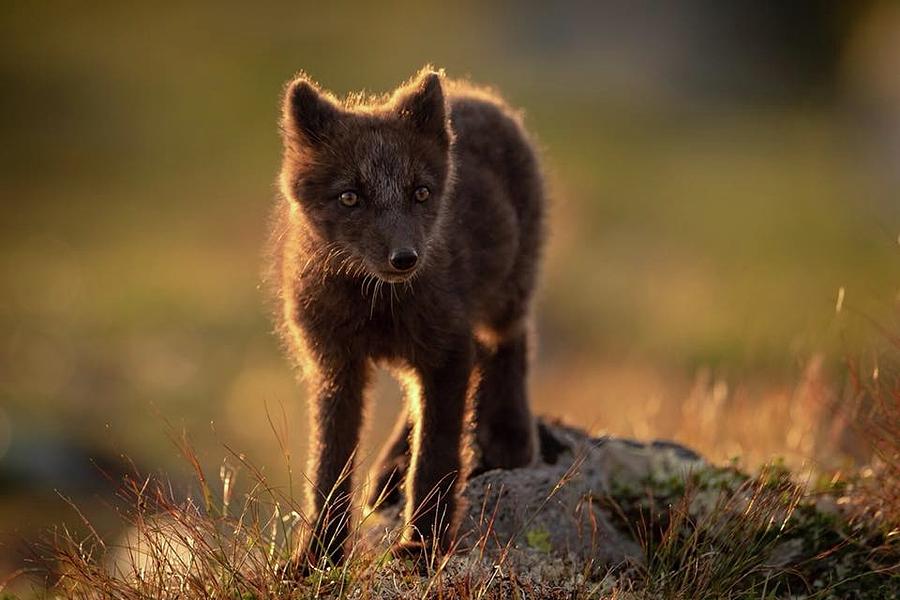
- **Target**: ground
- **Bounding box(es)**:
[38,419,900,599]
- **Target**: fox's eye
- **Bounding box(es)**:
[414,186,430,202]
[339,191,359,207]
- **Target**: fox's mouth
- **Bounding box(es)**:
[376,269,417,283]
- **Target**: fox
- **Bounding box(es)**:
[267,66,545,569]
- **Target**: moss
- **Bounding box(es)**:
[524,528,552,553]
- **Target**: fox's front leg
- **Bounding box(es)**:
[295,357,368,570]
[400,339,475,557]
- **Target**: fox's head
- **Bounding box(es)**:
[279,69,454,283]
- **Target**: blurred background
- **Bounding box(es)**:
[1,0,899,588]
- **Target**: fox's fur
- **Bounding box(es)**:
[267,67,545,567]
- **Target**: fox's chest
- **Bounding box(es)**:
[294,279,460,363]
[356,293,458,363]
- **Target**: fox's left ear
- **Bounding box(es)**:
[394,70,450,145]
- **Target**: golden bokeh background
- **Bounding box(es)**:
[1,1,899,586]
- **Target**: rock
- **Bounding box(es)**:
[368,418,708,569]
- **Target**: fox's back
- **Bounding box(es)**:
[443,85,545,331]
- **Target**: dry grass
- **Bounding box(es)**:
[535,353,870,479]
[20,470,895,599]
[3,409,895,599]
[633,468,805,598]
[24,446,596,599]
[5,320,899,598]
[842,331,900,536]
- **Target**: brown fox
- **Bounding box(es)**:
[267,67,545,568]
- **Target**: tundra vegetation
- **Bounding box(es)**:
[24,365,900,599]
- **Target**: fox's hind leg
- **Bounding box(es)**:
[365,410,411,511]
[472,327,536,475]
[366,326,537,513]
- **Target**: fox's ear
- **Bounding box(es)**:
[282,75,339,146]
[394,70,449,144]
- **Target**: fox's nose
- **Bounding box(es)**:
[389,248,418,271]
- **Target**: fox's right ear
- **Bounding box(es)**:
[281,76,339,146]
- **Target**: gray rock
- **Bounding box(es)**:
[369,419,708,570]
